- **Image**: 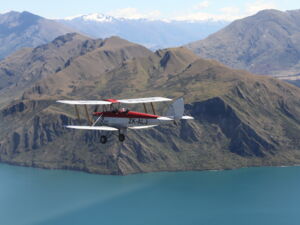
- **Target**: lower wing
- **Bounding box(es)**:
[128,125,158,130]
[66,125,157,131]
[181,116,194,120]
[66,125,118,131]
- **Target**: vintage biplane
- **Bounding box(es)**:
[57,97,193,144]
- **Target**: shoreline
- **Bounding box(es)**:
[1,160,300,176]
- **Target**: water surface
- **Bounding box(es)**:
[0,164,300,225]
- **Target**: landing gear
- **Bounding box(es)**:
[100,135,107,144]
[118,133,125,142]
[99,131,125,144]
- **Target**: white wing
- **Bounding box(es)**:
[181,116,194,120]
[118,97,172,104]
[66,125,118,131]
[57,97,172,105]
[157,116,173,121]
[128,125,158,130]
[57,100,111,105]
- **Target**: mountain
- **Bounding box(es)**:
[0,11,75,59]
[187,9,300,80]
[59,13,228,50]
[0,33,103,104]
[0,34,299,175]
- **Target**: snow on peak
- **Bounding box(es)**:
[83,13,113,22]
[65,13,114,22]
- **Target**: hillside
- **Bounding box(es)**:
[59,13,228,50]
[0,11,75,59]
[0,33,102,104]
[0,34,299,175]
[187,9,300,80]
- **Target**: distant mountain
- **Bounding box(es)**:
[0,34,299,175]
[0,11,75,59]
[58,13,228,50]
[187,9,300,79]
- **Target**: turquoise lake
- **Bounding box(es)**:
[0,164,300,225]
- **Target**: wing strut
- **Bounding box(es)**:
[150,102,156,115]
[84,105,93,125]
[74,105,81,125]
[143,103,148,113]
[92,114,103,127]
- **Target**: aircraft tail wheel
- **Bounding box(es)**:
[100,135,107,144]
[118,134,125,142]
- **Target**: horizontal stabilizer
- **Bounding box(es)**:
[57,100,111,105]
[157,116,174,121]
[119,97,172,104]
[181,116,194,120]
[66,125,118,131]
[128,125,158,130]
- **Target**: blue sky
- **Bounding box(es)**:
[1,0,299,20]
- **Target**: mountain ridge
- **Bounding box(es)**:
[0,11,78,59]
[187,9,300,82]
[0,33,101,104]
[0,34,299,175]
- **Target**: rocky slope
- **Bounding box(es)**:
[0,11,75,59]
[0,34,299,175]
[187,9,300,80]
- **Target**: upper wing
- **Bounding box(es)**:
[57,97,172,105]
[118,97,172,104]
[57,100,111,105]
[66,125,118,131]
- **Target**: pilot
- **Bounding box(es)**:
[120,108,129,113]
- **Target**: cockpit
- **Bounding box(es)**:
[111,108,129,114]
[119,108,129,113]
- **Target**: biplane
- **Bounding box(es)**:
[57,97,193,144]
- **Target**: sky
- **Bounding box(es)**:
[0,0,299,21]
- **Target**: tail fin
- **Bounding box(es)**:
[167,98,184,120]
[166,98,194,120]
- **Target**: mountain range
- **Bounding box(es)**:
[0,33,299,175]
[187,9,300,86]
[0,11,227,59]
[59,13,228,50]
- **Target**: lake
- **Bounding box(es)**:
[0,164,300,225]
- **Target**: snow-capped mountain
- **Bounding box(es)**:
[65,13,115,22]
[58,13,228,50]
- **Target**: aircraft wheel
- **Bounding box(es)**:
[118,134,125,142]
[100,135,107,144]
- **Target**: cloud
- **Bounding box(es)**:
[0,10,11,15]
[63,0,279,23]
[64,14,85,20]
[220,6,240,15]
[194,1,210,10]
[173,0,279,22]
[175,0,241,21]
[245,0,278,15]
[107,7,161,20]
[174,12,241,22]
